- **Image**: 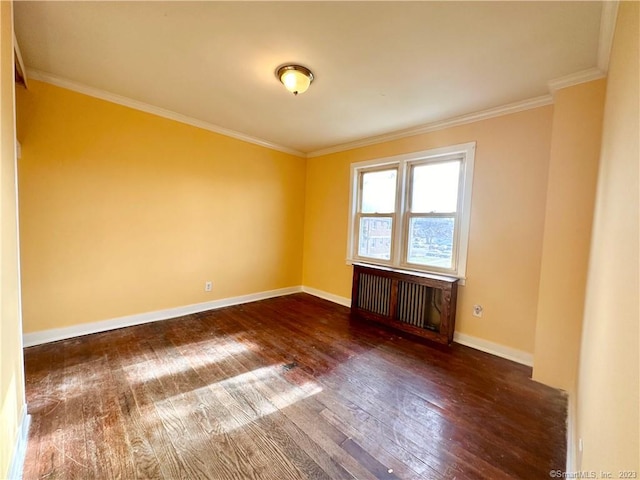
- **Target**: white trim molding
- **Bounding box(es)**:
[23,284,534,367]
[547,68,606,95]
[306,95,553,158]
[26,69,304,158]
[566,392,578,473]
[453,332,533,366]
[13,34,27,89]
[25,0,619,164]
[301,286,533,366]
[27,59,614,161]
[346,142,475,280]
[23,286,302,347]
[8,406,30,480]
[597,1,620,72]
[302,286,351,308]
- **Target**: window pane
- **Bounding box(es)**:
[411,161,460,213]
[361,169,397,213]
[358,217,393,260]
[407,217,455,268]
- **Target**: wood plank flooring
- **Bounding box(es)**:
[22,293,567,479]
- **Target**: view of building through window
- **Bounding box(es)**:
[358,169,396,259]
[358,217,392,259]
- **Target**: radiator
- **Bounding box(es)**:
[357,272,392,317]
[351,263,459,345]
[396,281,442,331]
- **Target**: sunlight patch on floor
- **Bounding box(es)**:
[123,338,250,385]
[154,364,322,434]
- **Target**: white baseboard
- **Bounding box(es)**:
[7,405,30,480]
[301,286,534,366]
[453,332,533,366]
[301,286,351,308]
[22,285,533,368]
[23,286,302,347]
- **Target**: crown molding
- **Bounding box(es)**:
[26,69,305,158]
[20,3,618,160]
[597,1,619,73]
[545,2,618,96]
[547,67,606,95]
[306,95,553,158]
[29,61,608,161]
[31,69,552,160]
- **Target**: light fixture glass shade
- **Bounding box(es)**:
[276,65,314,95]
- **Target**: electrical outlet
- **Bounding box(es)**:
[472,304,483,317]
[205,281,212,292]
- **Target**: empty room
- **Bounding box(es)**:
[1,1,638,479]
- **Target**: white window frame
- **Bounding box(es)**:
[347,142,475,282]
[352,164,400,266]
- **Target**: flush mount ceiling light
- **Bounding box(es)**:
[276,64,314,96]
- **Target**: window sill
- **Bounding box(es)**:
[345,259,466,285]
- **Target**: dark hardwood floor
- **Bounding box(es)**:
[22,293,566,479]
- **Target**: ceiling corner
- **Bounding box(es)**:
[13,33,27,88]
[597,1,620,73]
[547,68,606,96]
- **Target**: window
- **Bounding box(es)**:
[347,142,475,280]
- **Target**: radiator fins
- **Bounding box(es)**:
[357,274,441,331]
[357,273,391,316]
[397,281,441,331]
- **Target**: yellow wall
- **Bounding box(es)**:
[8,3,638,474]
[16,80,306,333]
[0,0,27,476]
[577,1,639,471]
[303,107,554,354]
[532,79,606,391]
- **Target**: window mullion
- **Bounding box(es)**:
[393,160,407,267]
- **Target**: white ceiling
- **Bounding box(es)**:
[14,1,604,156]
